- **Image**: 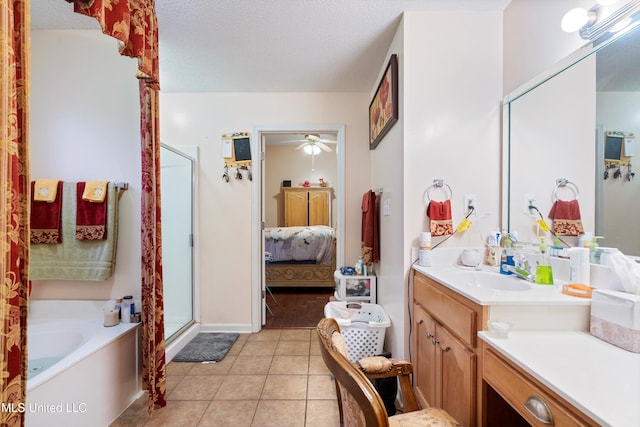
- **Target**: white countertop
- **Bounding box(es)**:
[413,263,591,307]
[480,330,640,427]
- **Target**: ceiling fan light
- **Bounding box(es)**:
[561,8,590,33]
[304,145,321,155]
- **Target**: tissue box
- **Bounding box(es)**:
[590,289,640,353]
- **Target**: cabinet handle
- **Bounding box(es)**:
[524,396,554,425]
[426,332,433,339]
[431,337,439,345]
[439,344,451,352]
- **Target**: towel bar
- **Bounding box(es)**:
[424,179,452,203]
[554,178,579,201]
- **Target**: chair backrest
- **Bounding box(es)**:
[316,317,389,427]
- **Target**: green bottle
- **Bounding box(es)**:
[535,237,553,285]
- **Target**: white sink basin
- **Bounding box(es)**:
[436,266,532,291]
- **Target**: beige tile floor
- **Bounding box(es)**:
[111,329,340,427]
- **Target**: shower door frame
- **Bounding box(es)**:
[160,144,199,343]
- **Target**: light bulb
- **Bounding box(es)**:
[561,8,590,32]
[304,145,321,155]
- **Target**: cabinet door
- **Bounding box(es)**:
[308,190,330,226]
[284,190,308,226]
[413,305,438,409]
[437,323,476,427]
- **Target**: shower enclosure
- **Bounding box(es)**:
[160,144,195,341]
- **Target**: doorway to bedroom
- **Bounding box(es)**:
[255,127,345,329]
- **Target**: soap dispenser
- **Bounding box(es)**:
[534,237,553,285]
[589,236,604,264]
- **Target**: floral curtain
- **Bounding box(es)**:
[139,78,167,413]
[67,0,166,413]
[1,0,31,426]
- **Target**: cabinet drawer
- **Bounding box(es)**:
[414,274,476,348]
[483,348,596,427]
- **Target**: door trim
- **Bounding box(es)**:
[251,124,345,332]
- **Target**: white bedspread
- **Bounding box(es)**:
[265,226,335,265]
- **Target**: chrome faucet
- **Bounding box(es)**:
[503,264,534,282]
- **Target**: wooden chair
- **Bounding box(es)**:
[317,317,460,427]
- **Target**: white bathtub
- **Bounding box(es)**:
[26,301,141,427]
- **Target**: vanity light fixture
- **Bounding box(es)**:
[597,0,621,5]
[561,0,640,41]
[561,7,595,33]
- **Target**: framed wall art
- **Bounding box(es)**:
[369,54,398,150]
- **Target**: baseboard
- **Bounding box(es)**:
[199,323,253,334]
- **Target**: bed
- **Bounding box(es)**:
[265,225,336,287]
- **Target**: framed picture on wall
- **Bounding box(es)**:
[369,54,398,150]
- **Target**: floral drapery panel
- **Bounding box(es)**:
[1,0,30,426]
[66,0,159,84]
[139,78,167,413]
[67,0,166,413]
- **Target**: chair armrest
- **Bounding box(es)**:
[354,357,419,412]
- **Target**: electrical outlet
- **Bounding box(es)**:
[383,199,390,216]
[463,194,476,214]
[524,194,536,214]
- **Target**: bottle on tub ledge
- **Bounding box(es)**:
[120,295,134,323]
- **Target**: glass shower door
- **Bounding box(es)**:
[160,144,194,341]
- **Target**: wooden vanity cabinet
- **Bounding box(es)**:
[412,270,488,427]
[283,187,331,226]
[483,346,599,427]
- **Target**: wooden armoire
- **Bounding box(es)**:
[282,187,332,226]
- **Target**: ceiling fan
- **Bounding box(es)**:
[280,134,336,153]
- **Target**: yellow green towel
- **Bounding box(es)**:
[82,180,109,202]
[34,179,60,202]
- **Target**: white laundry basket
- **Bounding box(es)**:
[324,301,391,361]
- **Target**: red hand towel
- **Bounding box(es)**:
[361,190,379,265]
[548,200,584,236]
[76,182,108,240]
[427,200,453,237]
[30,181,63,244]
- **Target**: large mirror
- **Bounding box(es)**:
[504,10,640,258]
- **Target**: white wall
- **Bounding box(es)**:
[372,10,504,359]
[504,0,593,94]
[160,92,369,330]
[30,30,142,302]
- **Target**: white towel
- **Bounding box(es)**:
[30,182,119,281]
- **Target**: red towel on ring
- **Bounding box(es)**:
[76,182,108,240]
[548,200,584,236]
[427,200,453,237]
[30,181,63,244]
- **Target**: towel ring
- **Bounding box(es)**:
[553,178,580,201]
[424,179,453,203]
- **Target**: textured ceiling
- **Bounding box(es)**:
[30,0,510,93]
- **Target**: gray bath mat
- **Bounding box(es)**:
[173,333,239,362]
